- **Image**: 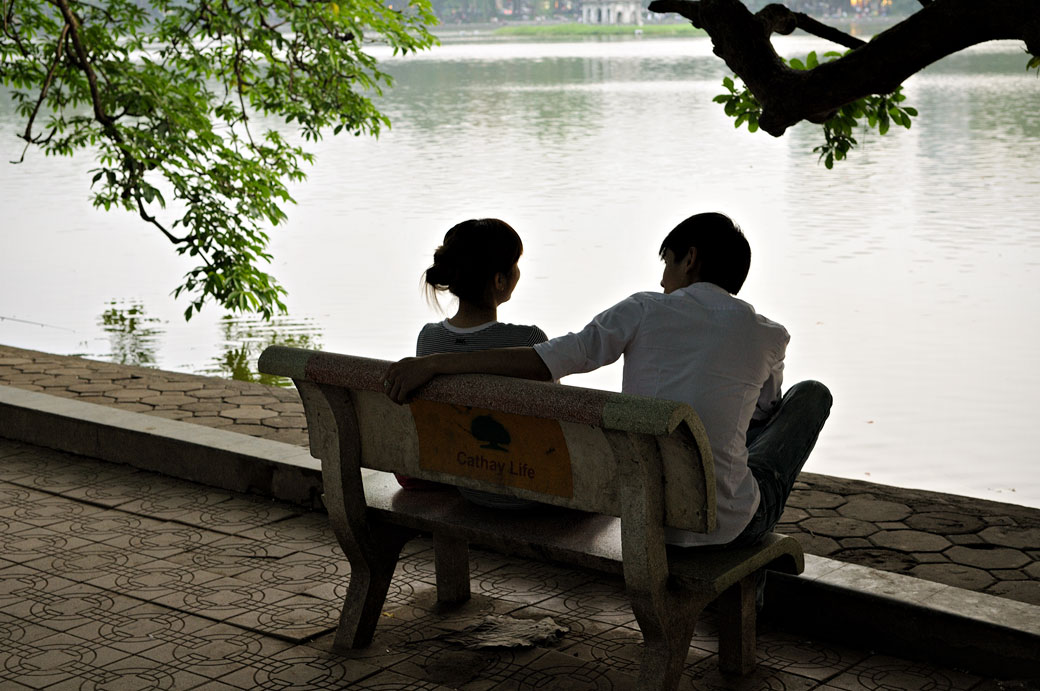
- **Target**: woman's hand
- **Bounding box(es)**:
[383,356,438,404]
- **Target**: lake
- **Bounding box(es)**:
[1,32,1038,507]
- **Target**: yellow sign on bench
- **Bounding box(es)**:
[410,399,574,498]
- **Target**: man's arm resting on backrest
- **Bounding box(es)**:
[384,347,552,404]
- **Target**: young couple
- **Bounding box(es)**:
[385,213,832,548]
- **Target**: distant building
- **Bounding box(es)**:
[581,0,643,24]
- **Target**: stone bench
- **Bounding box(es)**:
[258,346,804,689]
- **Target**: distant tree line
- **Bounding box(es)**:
[429,0,577,22]
[427,0,921,23]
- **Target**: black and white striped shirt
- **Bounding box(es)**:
[416,320,548,356]
[416,319,548,510]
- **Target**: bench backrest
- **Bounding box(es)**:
[259,346,717,534]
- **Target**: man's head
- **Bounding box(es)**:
[658,212,751,295]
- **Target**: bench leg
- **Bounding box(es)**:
[632,593,706,691]
[334,527,414,651]
[433,533,471,605]
[718,573,758,675]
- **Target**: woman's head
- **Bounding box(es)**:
[424,218,523,308]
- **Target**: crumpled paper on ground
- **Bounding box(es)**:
[434,614,569,649]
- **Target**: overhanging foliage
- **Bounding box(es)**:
[1,0,437,319]
[649,0,1040,166]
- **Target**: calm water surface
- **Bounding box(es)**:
[2,35,1039,506]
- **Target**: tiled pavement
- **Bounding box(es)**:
[1,343,1039,609]
[1,436,1034,690]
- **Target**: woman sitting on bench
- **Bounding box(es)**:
[395,218,548,509]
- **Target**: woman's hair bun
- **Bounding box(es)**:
[424,249,456,287]
[423,218,523,308]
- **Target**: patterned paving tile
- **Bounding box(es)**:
[5,454,136,496]
[235,512,341,555]
[470,560,599,608]
[530,578,638,628]
[0,526,98,565]
[826,654,983,691]
[45,654,213,690]
[226,593,339,640]
[60,470,221,509]
[64,600,217,656]
[0,443,75,482]
[0,438,36,459]
[0,427,1025,690]
[385,573,436,608]
[0,484,107,526]
[22,540,159,584]
[553,620,714,679]
[679,657,821,691]
[754,632,869,682]
[190,494,303,534]
[182,681,243,691]
[80,555,221,601]
[687,610,723,654]
[163,534,301,578]
[0,629,136,689]
[0,512,39,539]
[44,509,226,559]
[16,580,144,634]
[229,550,352,600]
[372,640,541,690]
[0,564,82,619]
[103,520,229,561]
[134,621,296,682]
[485,647,639,690]
[394,547,439,587]
[214,644,379,690]
[352,669,468,690]
[112,487,243,524]
[304,600,452,667]
[148,574,299,624]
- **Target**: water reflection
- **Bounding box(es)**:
[97,301,163,367]
[5,36,1040,507]
[201,315,323,387]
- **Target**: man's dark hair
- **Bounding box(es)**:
[658,212,751,294]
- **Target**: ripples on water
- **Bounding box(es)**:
[1,35,1038,506]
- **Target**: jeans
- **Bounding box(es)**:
[728,380,833,548]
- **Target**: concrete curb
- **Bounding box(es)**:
[2,384,1038,678]
[0,385,323,507]
[768,556,1040,678]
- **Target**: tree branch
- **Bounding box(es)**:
[17,24,69,155]
[756,4,866,50]
[648,0,1040,136]
[53,0,117,132]
[135,194,188,246]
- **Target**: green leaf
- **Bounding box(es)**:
[806,51,818,69]
[6,0,437,321]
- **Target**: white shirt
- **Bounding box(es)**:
[533,282,789,546]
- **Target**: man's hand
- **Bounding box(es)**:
[382,347,552,405]
[383,356,439,404]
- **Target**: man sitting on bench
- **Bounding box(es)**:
[385,212,832,548]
